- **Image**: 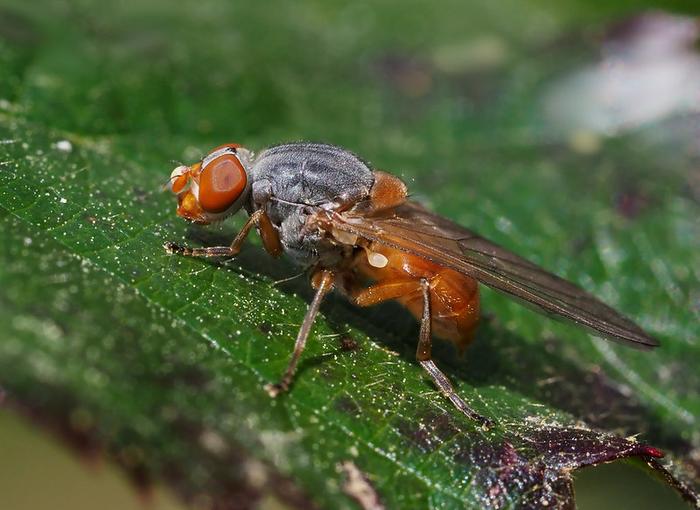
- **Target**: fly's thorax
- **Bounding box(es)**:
[250,142,375,209]
[248,142,376,266]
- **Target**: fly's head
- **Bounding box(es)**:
[166,143,253,224]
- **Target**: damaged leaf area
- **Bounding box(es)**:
[1,1,699,509]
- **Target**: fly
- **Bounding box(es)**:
[164,142,659,426]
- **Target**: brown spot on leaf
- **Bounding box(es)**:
[258,321,273,335]
[339,335,359,351]
[393,415,443,454]
[335,394,361,417]
[417,409,460,444]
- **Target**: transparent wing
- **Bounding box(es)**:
[325,201,659,349]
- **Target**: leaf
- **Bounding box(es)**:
[1,1,699,509]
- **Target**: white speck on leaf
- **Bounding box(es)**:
[54,139,73,152]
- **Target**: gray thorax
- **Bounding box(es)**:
[246,142,375,267]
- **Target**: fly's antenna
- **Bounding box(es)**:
[161,173,181,191]
[162,163,191,192]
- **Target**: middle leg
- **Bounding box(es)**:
[265,269,335,397]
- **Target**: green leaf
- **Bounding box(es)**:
[1,1,698,509]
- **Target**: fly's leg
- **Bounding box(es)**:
[416,278,492,426]
[348,277,490,425]
[164,209,282,258]
[350,279,423,306]
[265,270,335,397]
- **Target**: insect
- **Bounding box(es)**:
[164,142,659,425]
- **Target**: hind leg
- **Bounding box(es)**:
[350,279,423,307]
[416,278,491,426]
[349,276,490,425]
[428,269,480,355]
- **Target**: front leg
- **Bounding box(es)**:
[164,209,282,258]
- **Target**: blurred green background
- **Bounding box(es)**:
[1,0,698,509]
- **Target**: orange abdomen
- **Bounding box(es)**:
[354,242,480,351]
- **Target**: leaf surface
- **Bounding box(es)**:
[0,1,698,508]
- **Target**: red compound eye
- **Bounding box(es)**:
[198,154,247,213]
